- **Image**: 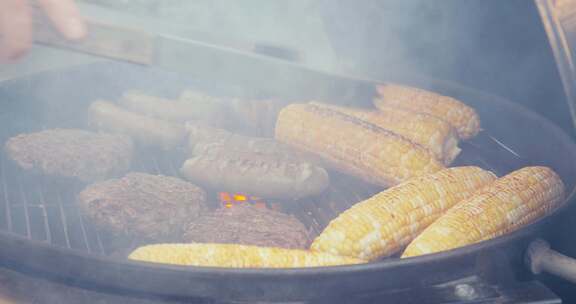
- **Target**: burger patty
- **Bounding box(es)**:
[4,128,133,182]
[78,172,207,241]
[184,205,310,249]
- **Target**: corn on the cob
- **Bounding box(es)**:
[311,102,460,165]
[310,167,496,260]
[402,166,565,258]
[128,243,365,268]
[275,103,444,187]
[375,84,480,139]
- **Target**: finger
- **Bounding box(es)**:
[37,0,86,40]
[0,0,32,63]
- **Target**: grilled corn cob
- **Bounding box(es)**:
[375,84,480,139]
[311,102,460,165]
[275,103,444,187]
[310,167,496,260]
[402,166,565,258]
[128,243,365,268]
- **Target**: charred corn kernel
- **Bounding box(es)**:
[311,102,460,165]
[402,166,565,258]
[275,103,444,187]
[129,243,365,268]
[310,167,496,260]
[375,84,480,139]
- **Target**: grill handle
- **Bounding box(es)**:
[526,239,576,283]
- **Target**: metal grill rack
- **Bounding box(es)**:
[0,143,386,257]
[0,128,517,259]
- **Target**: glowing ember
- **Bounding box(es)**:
[219,192,262,208]
[219,192,232,202]
[218,192,279,210]
[233,194,247,201]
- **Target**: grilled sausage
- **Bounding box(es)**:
[89,100,186,149]
[182,122,329,199]
[118,90,225,123]
[180,144,329,200]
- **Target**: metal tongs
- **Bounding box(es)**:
[30,5,378,107]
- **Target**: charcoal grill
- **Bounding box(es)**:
[0,61,575,302]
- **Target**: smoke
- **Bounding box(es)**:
[80,0,572,132]
[1,1,575,302]
[80,0,340,71]
[316,0,573,134]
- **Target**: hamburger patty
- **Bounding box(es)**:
[184,205,310,249]
[5,128,133,182]
[78,172,207,240]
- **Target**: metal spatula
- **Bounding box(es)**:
[29,6,378,108]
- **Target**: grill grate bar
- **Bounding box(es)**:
[0,156,13,232]
[16,175,32,239]
[309,198,334,231]
[7,203,70,208]
[308,212,323,236]
[56,192,72,249]
[75,202,93,252]
[94,229,106,255]
[35,188,52,244]
[304,206,323,237]
[327,180,353,214]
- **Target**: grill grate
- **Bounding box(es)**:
[0,144,384,257]
[0,131,524,258]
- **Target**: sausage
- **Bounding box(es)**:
[185,121,304,161]
[182,122,329,200]
[118,90,226,123]
[180,145,329,200]
[89,100,186,149]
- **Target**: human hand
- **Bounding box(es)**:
[0,0,86,63]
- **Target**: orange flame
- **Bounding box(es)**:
[219,192,268,209]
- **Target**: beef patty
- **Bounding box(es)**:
[184,205,310,249]
[78,172,207,241]
[5,128,133,182]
